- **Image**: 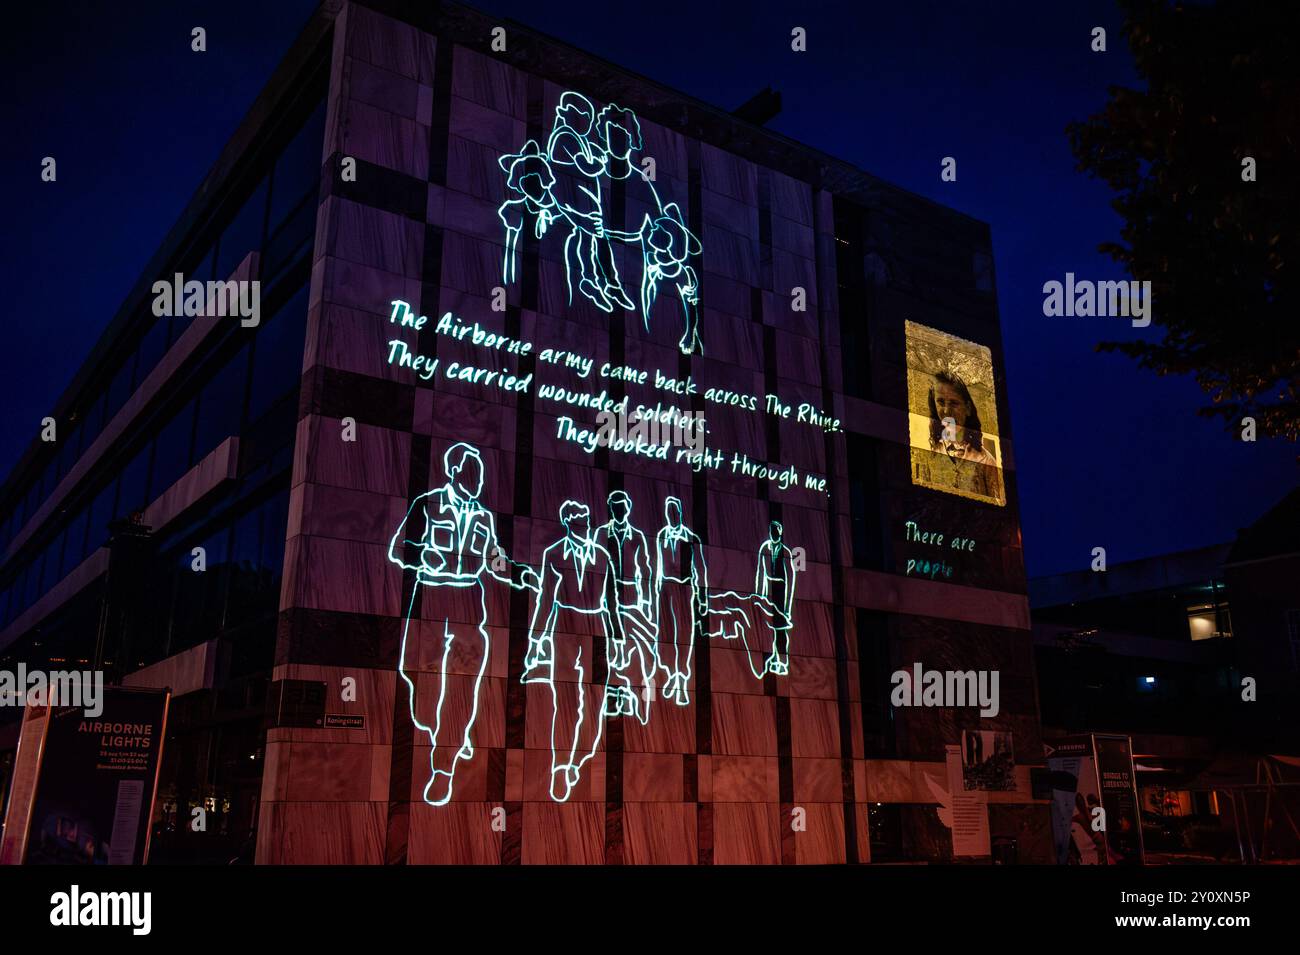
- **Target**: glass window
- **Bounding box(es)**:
[136,314,171,385]
[23,552,44,610]
[81,391,107,452]
[847,435,884,570]
[260,489,289,572]
[85,480,118,556]
[262,194,316,283]
[268,101,325,234]
[32,459,56,516]
[151,398,197,496]
[56,422,84,483]
[11,577,23,621]
[183,242,216,283]
[64,504,89,571]
[22,482,41,526]
[248,284,308,421]
[41,457,57,503]
[41,532,65,592]
[226,490,289,629]
[215,176,269,281]
[104,352,139,424]
[11,566,27,618]
[171,527,230,647]
[226,505,265,630]
[1187,601,1232,641]
[193,346,249,463]
[117,442,152,518]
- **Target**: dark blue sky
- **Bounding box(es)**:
[3,1,1294,577]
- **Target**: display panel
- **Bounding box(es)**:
[905,320,1006,506]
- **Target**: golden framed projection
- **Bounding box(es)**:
[905,321,1006,506]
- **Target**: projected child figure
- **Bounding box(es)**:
[497,90,705,355]
[388,443,539,806]
[497,140,558,285]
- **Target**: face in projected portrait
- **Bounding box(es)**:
[905,321,1006,506]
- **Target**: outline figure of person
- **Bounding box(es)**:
[636,201,703,354]
[498,90,705,353]
[654,496,706,706]
[388,442,539,806]
[497,139,559,285]
[528,500,626,802]
[546,92,637,313]
[592,490,658,724]
[755,520,796,676]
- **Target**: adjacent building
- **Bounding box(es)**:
[1030,489,1300,862]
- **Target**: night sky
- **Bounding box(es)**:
[3,0,1294,578]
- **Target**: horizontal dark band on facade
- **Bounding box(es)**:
[298,364,417,433]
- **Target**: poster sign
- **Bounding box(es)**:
[17,687,169,865]
[1044,734,1144,865]
[961,729,1016,791]
[0,704,49,865]
[1094,734,1145,865]
[944,743,991,857]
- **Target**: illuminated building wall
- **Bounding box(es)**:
[0,0,1046,865]
[255,0,1044,864]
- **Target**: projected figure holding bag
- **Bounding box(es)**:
[592,490,658,723]
[524,501,626,802]
[388,443,539,806]
[655,497,707,706]
[704,523,799,679]
[498,89,705,355]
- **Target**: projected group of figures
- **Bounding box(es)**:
[389,443,798,805]
[498,91,705,355]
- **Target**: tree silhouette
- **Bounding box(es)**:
[1068,0,1299,440]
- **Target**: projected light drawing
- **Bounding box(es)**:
[701,524,797,679]
[654,496,707,706]
[754,520,796,675]
[497,90,705,355]
[392,453,799,803]
[388,443,539,806]
[525,500,627,803]
[593,490,658,723]
[497,140,557,285]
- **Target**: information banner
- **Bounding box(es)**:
[1044,734,1144,865]
[20,688,169,865]
[1093,734,1145,865]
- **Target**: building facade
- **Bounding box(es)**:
[1030,492,1300,862]
[0,0,1044,864]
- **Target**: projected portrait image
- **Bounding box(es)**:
[905,321,1006,506]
